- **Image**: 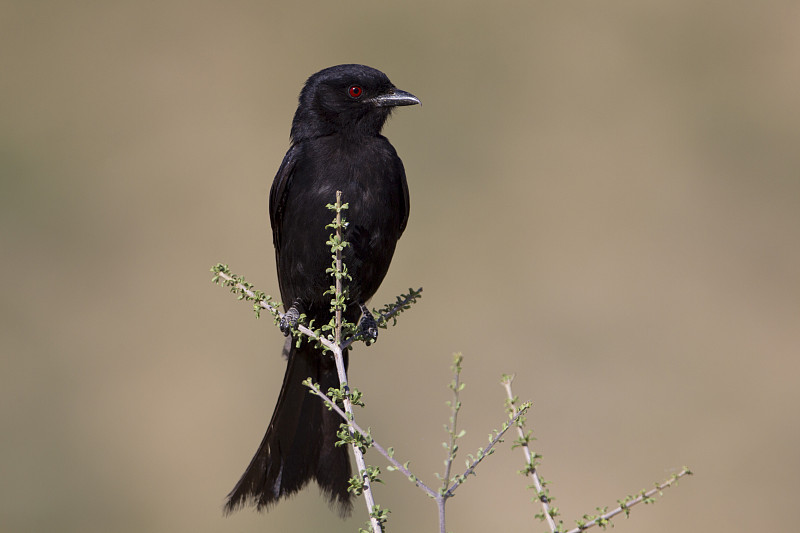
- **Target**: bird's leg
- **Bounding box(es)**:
[280,299,305,336]
[357,303,378,346]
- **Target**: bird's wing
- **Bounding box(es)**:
[269,144,300,252]
[397,157,411,236]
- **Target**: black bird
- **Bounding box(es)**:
[224,64,419,516]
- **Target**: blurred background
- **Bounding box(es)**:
[2,1,799,532]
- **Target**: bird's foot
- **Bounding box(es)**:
[280,301,303,336]
[358,303,378,346]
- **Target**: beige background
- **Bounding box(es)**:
[2,1,799,532]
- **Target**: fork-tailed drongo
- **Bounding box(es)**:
[224,64,419,516]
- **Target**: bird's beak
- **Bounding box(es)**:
[371,88,421,107]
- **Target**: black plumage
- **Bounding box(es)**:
[224,64,419,516]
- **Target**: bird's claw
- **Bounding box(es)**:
[280,305,300,336]
[358,304,378,346]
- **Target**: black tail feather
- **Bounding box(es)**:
[224,342,352,516]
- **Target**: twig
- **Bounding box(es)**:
[306,382,439,499]
[309,379,531,533]
[564,469,692,533]
[443,404,530,498]
[332,341,381,531]
[441,355,463,495]
[502,375,557,532]
[329,191,382,533]
[502,375,692,533]
[213,269,338,351]
[341,288,422,351]
[211,268,420,354]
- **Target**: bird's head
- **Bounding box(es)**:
[291,64,420,141]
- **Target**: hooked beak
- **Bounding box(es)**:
[371,88,421,107]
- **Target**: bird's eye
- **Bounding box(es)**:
[348,85,363,99]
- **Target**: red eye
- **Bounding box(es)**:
[348,85,363,98]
